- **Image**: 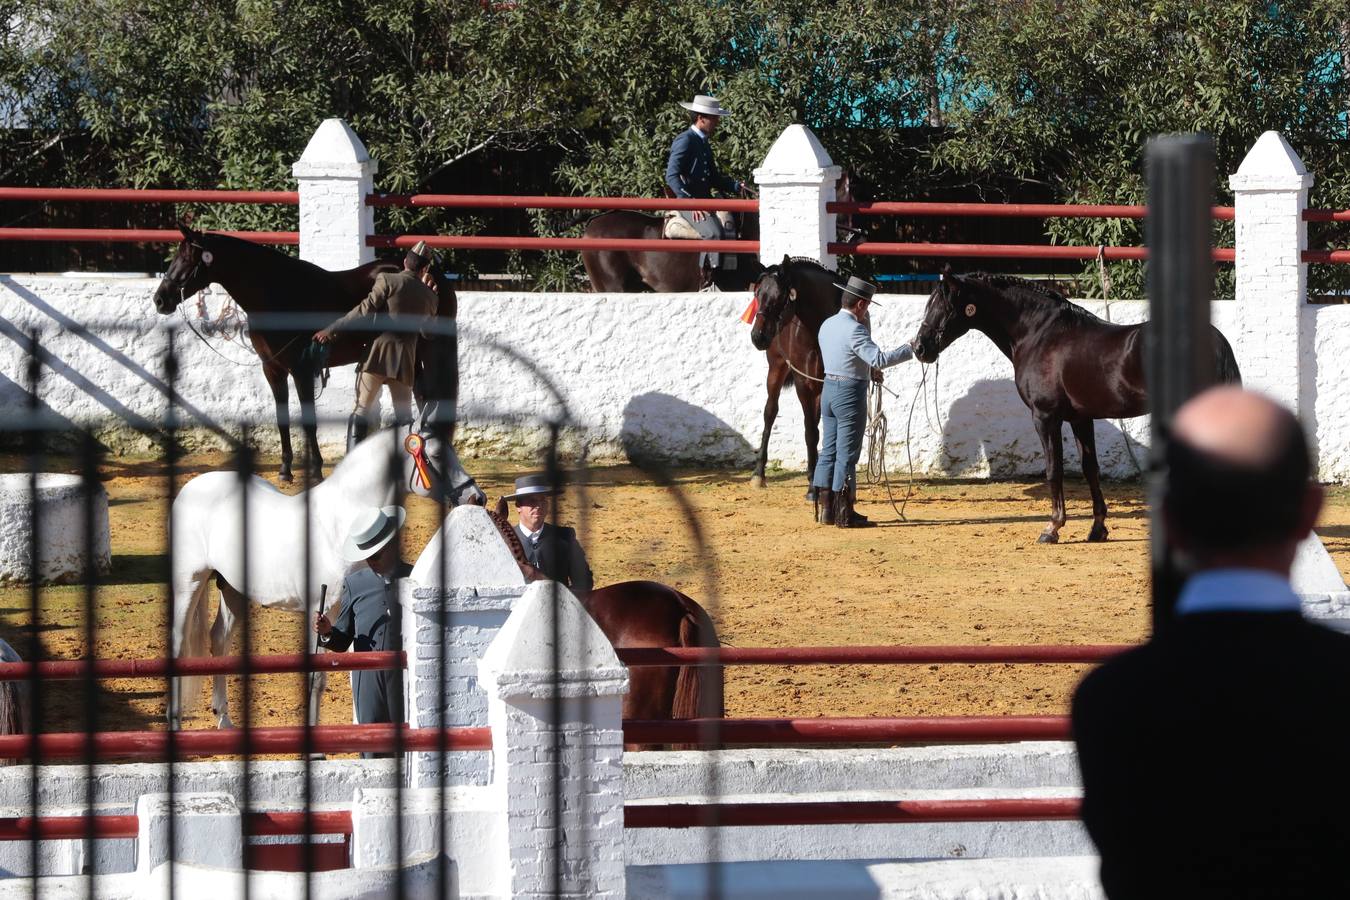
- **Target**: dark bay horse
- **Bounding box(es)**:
[747,257,842,500]
[489,506,723,748]
[913,272,1241,543]
[151,226,456,481]
[581,211,762,292]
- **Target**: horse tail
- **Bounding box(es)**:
[174,569,216,713]
[672,603,724,720]
[1212,327,1242,386]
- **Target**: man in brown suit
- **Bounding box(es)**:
[314,241,439,446]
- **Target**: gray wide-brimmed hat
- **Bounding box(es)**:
[834,275,880,304]
[679,94,732,117]
[341,505,407,562]
[502,473,563,502]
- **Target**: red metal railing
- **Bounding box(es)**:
[829,241,1236,262]
[618,644,1127,667]
[0,650,404,681]
[827,200,1236,221]
[0,227,297,245]
[368,234,755,254]
[623,716,1069,746]
[368,193,756,213]
[0,810,352,841]
[0,187,298,204]
[0,724,491,761]
[625,797,1081,828]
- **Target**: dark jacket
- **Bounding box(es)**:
[330,270,437,384]
[1072,611,1350,899]
[320,562,411,729]
[515,522,593,595]
[665,128,739,200]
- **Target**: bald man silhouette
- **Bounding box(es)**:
[1072,387,1350,899]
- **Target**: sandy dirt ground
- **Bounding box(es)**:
[2,451,1348,751]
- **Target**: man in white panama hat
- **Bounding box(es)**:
[314,240,440,449]
[664,93,757,282]
[314,505,410,753]
[812,276,916,528]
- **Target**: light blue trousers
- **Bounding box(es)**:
[812,377,868,492]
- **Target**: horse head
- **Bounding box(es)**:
[331,425,486,510]
[914,267,977,363]
[749,255,798,351]
[153,225,216,315]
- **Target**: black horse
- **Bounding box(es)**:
[152,226,456,481]
[913,272,1241,543]
[747,257,842,499]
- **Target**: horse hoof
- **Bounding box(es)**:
[278,470,294,483]
[1037,531,1059,544]
[1087,524,1109,543]
[749,475,766,489]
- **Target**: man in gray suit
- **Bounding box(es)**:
[314,505,410,757]
[506,474,593,596]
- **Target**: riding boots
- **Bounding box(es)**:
[834,479,876,528]
[346,413,370,452]
[814,488,834,525]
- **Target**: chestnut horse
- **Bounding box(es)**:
[913,272,1241,543]
[747,257,842,501]
[488,507,723,747]
[151,226,456,482]
[581,210,762,292]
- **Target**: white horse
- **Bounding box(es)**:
[168,426,485,729]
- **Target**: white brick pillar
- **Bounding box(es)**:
[403,505,527,788]
[135,791,242,875]
[753,124,842,268]
[1228,130,1312,414]
[292,118,378,271]
[479,581,629,899]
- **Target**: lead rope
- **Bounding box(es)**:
[1097,246,1144,477]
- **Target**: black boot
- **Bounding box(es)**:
[848,478,870,525]
[835,480,876,528]
[346,414,370,452]
[814,488,834,525]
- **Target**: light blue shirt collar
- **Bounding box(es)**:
[1175,568,1302,616]
[689,125,709,141]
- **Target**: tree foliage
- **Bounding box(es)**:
[4,0,1349,291]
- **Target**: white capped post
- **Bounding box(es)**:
[753,124,842,268]
[292,118,379,271]
[1228,131,1313,414]
[479,581,630,899]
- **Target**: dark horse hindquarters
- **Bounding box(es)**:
[915,273,1240,543]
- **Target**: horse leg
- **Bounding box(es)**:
[294,372,324,481]
[262,363,295,482]
[799,377,823,501]
[752,357,788,488]
[1071,418,1109,542]
[210,584,247,729]
[1034,415,1067,544]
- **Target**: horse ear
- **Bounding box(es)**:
[781,254,792,268]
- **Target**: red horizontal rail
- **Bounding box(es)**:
[830,241,1236,262]
[616,644,1128,667]
[368,193,757,213]
[246,810,353,836]
[0,810,354,841]
[1303,208,1350,222]
[0,228,298,245]
[369,234,757,254]
[623,716,1069,745]
[827,200,1235,221]
[625,797,1081,828]
[0,651,405,682]
[1301,249,1350,263]
[0,187,298,204]
[0,724,490,761]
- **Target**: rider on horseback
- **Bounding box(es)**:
[664,94,756,288]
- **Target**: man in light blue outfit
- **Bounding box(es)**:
[812,276,915,527]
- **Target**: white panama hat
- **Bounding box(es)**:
[341,505,407,563]
[679,94,732,117]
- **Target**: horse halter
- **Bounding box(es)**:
[175,243,212,307]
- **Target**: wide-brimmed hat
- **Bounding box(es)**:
[502,473,563,502]
[679,94,731,118]
[833,275,879,304]
[341,505,407,562]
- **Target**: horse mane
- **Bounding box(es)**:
[962,272,1103,323]
[762,256,839,278]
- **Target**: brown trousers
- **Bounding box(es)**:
[355,372,414,425]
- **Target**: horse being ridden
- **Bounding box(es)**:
[168,426,485,729]
[581,210,762,293]
[486,508,722,748]
[913,272,1241,543]
[152,227,457,482]
[748,257,842,500]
